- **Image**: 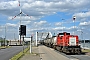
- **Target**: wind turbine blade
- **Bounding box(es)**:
[22,12,31,18]
[12,16,16,19]
[12,13,21,20]
[22,12,28,16]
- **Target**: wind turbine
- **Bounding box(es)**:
[12,0,31,44]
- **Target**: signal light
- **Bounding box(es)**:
[19,25,26,36]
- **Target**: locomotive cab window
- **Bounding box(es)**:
[60,36,63,39]
[60,37,62,39]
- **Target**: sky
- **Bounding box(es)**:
[0,0,90,40]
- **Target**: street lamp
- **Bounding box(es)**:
[73,16,76,35]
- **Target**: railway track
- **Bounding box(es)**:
[68,55,90,60]
[53,48,90,60]
[39,44,90,60]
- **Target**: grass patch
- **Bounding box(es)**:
[82,49,90,52]
[0,46,6,48]
[10,47,29,60]
[0,46,11,49]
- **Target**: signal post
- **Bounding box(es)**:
[19,25,26,53]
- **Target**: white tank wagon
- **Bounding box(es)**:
[46,38,52,47]
[50,36,57,48]
[44,39,47,45]
[43,36,57,48]
[39,40,44,44]
[51,36,57,45]
[43,38,51,46]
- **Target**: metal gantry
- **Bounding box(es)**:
[35,32,52,46]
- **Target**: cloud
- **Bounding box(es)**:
[68,26,78,31]
[73,12,90,21]
[0,0,89,18]
[1,0,90,39]
[34,21,47,26]
[8,16,39,21]
[79,22,88,26]
[6,23,17,27]
[21,21,31,25]
[55,22,62,26]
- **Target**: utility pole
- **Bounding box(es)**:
[62,19,64,33]
[81,31,84,48]
[81,29,85,48]
[4,25,6,46]
[14,33,15,40]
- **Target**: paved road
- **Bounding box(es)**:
[39,45,70,60]
[0,46,27,60]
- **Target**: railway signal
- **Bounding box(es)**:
[19,25,26,36]
[19,27,21,35]
[11,0,31,44]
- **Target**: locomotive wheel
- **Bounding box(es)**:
[59,49,62,52]
[78,50,81,55]
[53,46,57,50]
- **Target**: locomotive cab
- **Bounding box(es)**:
[57,32,81,54]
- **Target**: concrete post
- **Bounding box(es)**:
[36,32,38,46]
[30,37,32,53]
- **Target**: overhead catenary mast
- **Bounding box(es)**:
[62,19,64,33]
[12,0,31,44]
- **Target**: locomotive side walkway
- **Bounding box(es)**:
[20,45,70,60]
